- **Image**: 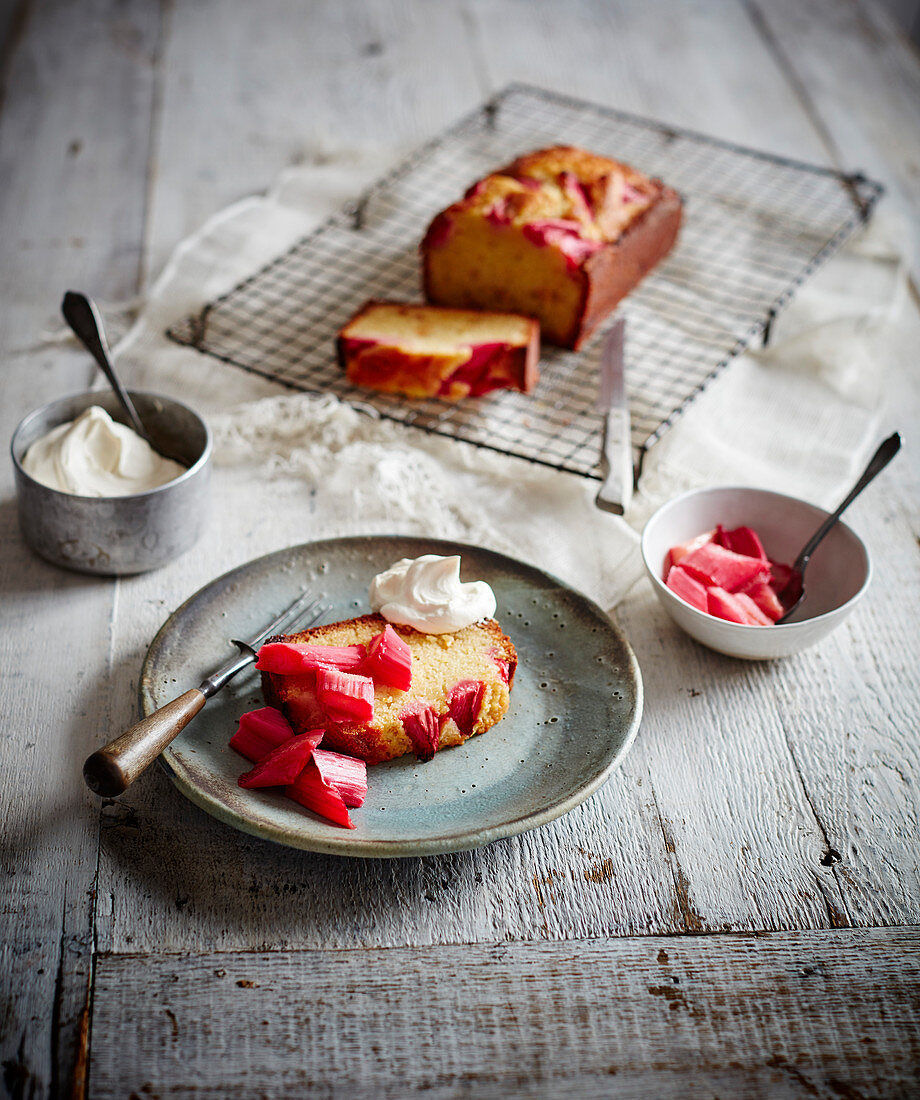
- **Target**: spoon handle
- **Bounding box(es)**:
[61,290,152,444]
[795,432,901,571]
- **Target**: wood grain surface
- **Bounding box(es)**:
[88,928,920,1099]
[0,2,162,1095]
[1,1,918,1096]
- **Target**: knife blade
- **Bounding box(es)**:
[594,316,634,515]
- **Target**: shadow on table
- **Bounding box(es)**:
[97,761,507,952]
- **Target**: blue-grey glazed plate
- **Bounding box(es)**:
[141,536,642,857]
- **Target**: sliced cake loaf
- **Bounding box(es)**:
[259,613,517,766]
[337,300,539,399]
[421,145,682,349]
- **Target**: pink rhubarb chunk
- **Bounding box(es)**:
[733,592,773,626]
[238,730,324,788]
[665,566,708,613]
[437,341,517,398]
[707,586,770,626]
[769,559,795,593]
[286,760,354,829]
[664,529,717,574]
[316,667,375,724]
[229,706,296,762]
[313,748,368,808]
[680,542,770,593]
[447,680,485,738]
[489,648,512,684]
[740,578,784,622]
[256,641,367,675]
[716,524,768,561]
[362,624,412,691]
[521,219,604,267]
[706,586,752,625]
[401,701,441,762]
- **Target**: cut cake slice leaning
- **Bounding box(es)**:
[337,300,540,399]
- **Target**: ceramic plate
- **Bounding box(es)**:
[141,536,642,857]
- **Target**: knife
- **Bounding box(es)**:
[594,316,634,515]
[82,592,326,798]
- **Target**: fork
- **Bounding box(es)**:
[83,593,326,797]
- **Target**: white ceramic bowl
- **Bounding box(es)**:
[640,486,871,660]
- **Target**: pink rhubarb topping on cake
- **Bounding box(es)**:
[421,145,682,348]
[259,613,517,765]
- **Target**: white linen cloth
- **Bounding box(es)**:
[116,149,911,612]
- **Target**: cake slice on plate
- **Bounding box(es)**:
[260,613,517,766]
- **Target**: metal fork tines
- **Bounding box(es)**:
[247,592,327,650]
[203,594,327,697]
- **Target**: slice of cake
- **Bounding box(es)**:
[260,613,517,766]
[421,145,682,349]
[337,300,540,399]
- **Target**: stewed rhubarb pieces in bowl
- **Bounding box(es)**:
[664,524,792,626]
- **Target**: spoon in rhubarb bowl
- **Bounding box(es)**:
[776,431,901,623]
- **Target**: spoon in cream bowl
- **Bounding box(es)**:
[61,290,188,467]
[61,291,153,439]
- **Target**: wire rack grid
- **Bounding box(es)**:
[167,83,883,482]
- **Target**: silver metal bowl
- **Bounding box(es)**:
[11,390,212,575]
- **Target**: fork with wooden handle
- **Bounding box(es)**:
[83,593,326,798]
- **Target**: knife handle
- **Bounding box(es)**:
[595,408,634,515]
[83,688,207,797]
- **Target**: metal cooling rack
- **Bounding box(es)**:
[167,83,883,482]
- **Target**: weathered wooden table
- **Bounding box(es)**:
[2,2,919,1096]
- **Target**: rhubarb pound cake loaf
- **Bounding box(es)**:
[337,300,540,399]
[421,145,682,349]
[259,613,517,766]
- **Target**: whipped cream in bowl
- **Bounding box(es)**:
[22,405,186,497]
[369,554,496,634]
[12,390,211,575]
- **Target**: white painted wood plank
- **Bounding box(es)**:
[467,0,829,161]
[747,0,920,271]
[87,927,920,1098]
[0,0,161,1094]
[139,0,484,287]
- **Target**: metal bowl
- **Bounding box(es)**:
[11,390,211,575]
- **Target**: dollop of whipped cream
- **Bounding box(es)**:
[22,405,185,497]
[369,555,496,634]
